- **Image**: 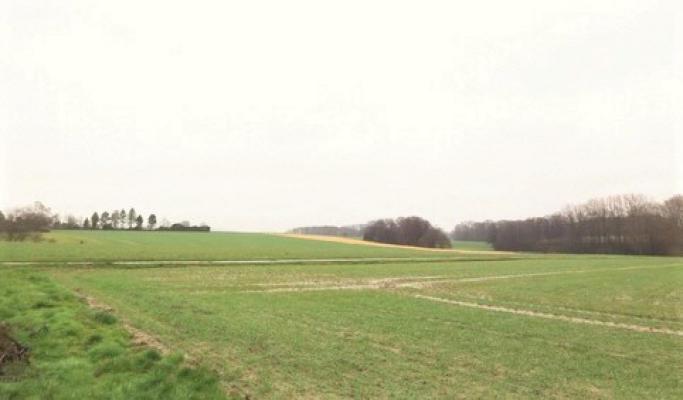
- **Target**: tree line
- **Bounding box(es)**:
[363,216,451,248]
[452,194,683,255]
[1,203,210,241]
[50,208,158,231]
[59,208,210,232]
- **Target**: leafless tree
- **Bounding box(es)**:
[452,194,683,255]
[364,216,450,248]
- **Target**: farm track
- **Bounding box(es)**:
[0,255,514,267]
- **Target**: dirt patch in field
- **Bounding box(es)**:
[245,276,450,293]
[0,324,29,374]
[277,233,512,255]
[254,276,446,288]
[246,263,681,293]
[75,290,169,354]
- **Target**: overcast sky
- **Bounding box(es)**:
[1,1,681,231]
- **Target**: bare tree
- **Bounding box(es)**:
[128,208,136,229]
[111,210,120,229]
[364,217,450,248]
[147,214,157,230]
[101,211,111,229]
[1,202,54,241]
[91,212,100,229]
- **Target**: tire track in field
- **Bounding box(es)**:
[75,290,170,354]
[413,294,683,337]
[397,262,682,288]
[444,293,683,326]
[242,263,681,293]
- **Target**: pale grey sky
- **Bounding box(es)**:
[1,1,681,231]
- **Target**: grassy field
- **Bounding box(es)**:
[0,269,224,400]
[0,231,489,263]
[1,233,681,398]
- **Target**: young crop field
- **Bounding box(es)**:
[1,233,681,399]
[0,231,498,263]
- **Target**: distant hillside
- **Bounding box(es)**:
[288,224,365,237]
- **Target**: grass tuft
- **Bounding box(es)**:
[92,311,117,325]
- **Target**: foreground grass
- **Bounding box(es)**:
[49,255,683,399]
[0,269,225,400]
[0,231,479,262]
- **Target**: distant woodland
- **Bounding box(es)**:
[452,194,683,255]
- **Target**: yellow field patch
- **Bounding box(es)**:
[277,233,513,255]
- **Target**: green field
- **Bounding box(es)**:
[1,232,682,399]
[450,240,494,251]
[0,231,484,263]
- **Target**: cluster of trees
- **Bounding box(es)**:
[1,202,211,241]
[56,209,211,232]
[289,225,365,237]
[452,194,683,255]
[52,208,158,231]
[363,216,451,248]
[0,202,54,241]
